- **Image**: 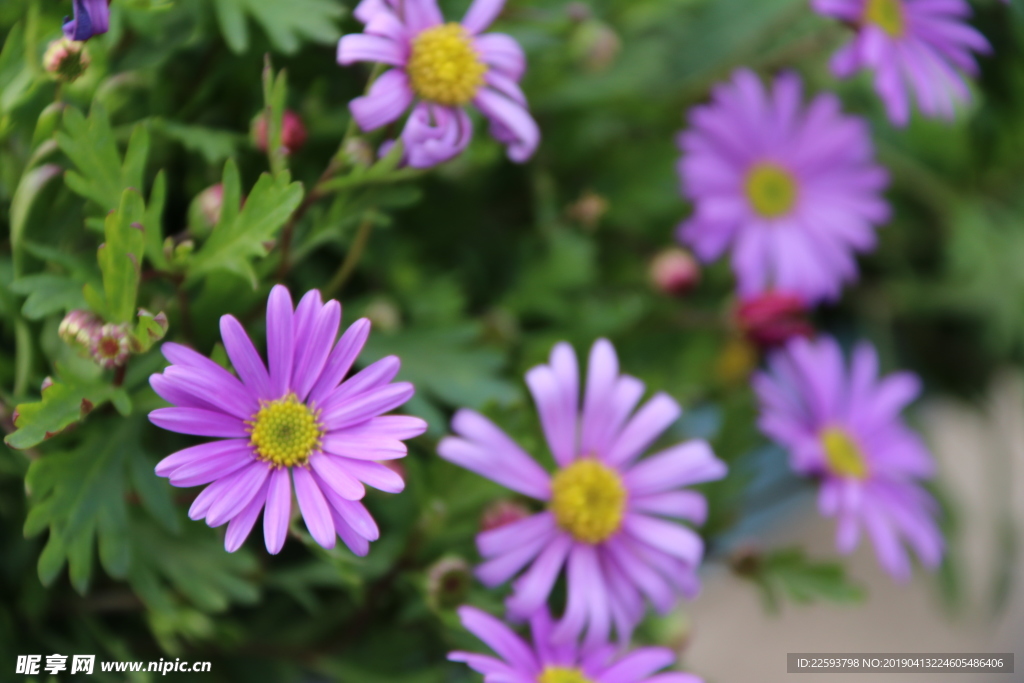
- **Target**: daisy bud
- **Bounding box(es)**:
[91,323,131,369]
[649,247,700,296]
[735,292,813,349]
[343,137,375,169]
[571,19,621,72]
[566,190,609,230]
[59,309,101,356]
[566,2,592,22]
[189,183,224,236]
[43,38,90,83]
[480,499,530,532]
[364,298,402,333]
[40,377,54,392]
[426,556,472,610]
[253,110,308,155]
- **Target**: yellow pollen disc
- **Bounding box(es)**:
[537,666,594,683]
[550,459,626,544]
[864,0,906,38]
[407,23,488,106]
[821,427,869,480]
[745,162,799,218]
[248,394,322,467]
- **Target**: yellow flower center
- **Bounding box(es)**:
[550,459,626,544]
[745,162,798,218]
[821,427,869,480]
[864,0,906,38]
[407,23,488,106]
[538,667,594,683]
[248,394,322,467]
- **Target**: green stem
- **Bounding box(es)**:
[323,217,375,299]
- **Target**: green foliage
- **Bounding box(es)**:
[86,188,147,323]
[212,0,344,54]
[736,548,866,614]
[5,375,130,450]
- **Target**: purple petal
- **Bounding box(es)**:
[505,533,573,618]
[462,0,505,34]
[149,407,247,438]
[475,33,525,80]
[308,318,372,408]
[293,466,337,549]
[225,479,269,553]
[604,394,682,468]
[264,467,293,555]
[309,452,367,500]
[623,514,703,566]
[292,299,341,401]
[205,462,271,528]
[456,606,541,674]
[320,382,415,431]
[266,285,295,399]
[156,439,249,478]
[336,458,405,493]
[349,69,415,132]
[473,87,539,163]
[402,103,474,168]
[623,440,726,495]
[220,315,272,400]
[169,441,256,488]
[337,34,407,66]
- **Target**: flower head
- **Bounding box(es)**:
[149,285,427,555]
[438,340,727,644]
[753,335,943,580]
[449,606,703,683]
[677,69,889,304]
[63,0,111,42]
[812,0,991,125]
[43,37,91,82]
[337,0,539,168]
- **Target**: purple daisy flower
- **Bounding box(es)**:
[449,606,703,683]
[149,285,427,556]
[676,69,889,305]
[812,0,991,125]
[337,0,539,168]
[63,0,111,42]
[438,340,727,644]
[753,335,943,581]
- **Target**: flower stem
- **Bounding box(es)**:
[324,217,375,299]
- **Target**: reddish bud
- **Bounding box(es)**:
[649,247,701,296]
[480,499,531,532]
[735,292,813,349]
[426,556,471,610]
[253,110,308,155]
[43,37,90,82]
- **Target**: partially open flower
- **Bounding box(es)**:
[59,310,102,356]
[43,37,91,83]
[427,556,472,610]
[92,323,132,369]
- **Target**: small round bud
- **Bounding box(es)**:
[480,499,531,532]
[735,292,812,349]
[426,556,472,610]
[343,137,375,169]
[364,298,402,333]
[253,110,308,155]
[189,183,224,236]
[649,248,701,296]
[59,310,102,356]
[566,2,592,22]
[43,38,90,83]
[40,377,55,392]
[570,20,621,73]
[566,190,609,230]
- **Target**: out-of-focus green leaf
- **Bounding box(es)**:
[9,273,88,320]
[5,374,129,450]
[211,0,344,54]
[736,547,866,613]
[153,119,245,164]
[91,188,147,323]
[9,163,62,277]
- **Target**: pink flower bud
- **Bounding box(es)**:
[426,556,471,610]
[59,309,102,355]
[91,323,131,369]
[253,110,308,155]
[43,38,90,82]
[735,292,813,349]
[191,183,224,231]
[649,247,701,296]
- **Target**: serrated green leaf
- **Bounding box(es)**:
[58,106,124,212]
[99,188,147,323]
[211,0,343,54]
[187,163,303,287]
[5,376,122,449]
[128,519,260,614]
[24,422,137,591]
[154,120,245,164]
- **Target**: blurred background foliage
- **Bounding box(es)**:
[0,0,1021,680]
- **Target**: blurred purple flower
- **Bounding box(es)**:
[449,606,703,683]
[676,69,889,304]
[812,0,991,125]
[149,285,426,555]
[337,0,539,168]
[753,335,943,581]
[63,0,111,42]
[438,340,727,644]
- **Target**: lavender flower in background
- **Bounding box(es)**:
[812,0,991,125]
[676,69,889,304]
[438,340,727,644]
[63,0,111,42]
[450,606,703,683]
[337,0,539,168]
[753,335,943,581]
[149,285,426,555]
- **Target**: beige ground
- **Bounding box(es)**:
[682,372,1024,683]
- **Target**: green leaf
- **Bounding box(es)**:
[128,518,260,614]
[737,548,866,613]
[261,57,288,176]
[187,161,303,287]
[153,119,246,164]
[9,273,88,320]
[97,188,147,323]
[9,163,62,277]
[5,374,127,450]
[58,106,125,212]
[23,422,137,591]
[211,0,344,54]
